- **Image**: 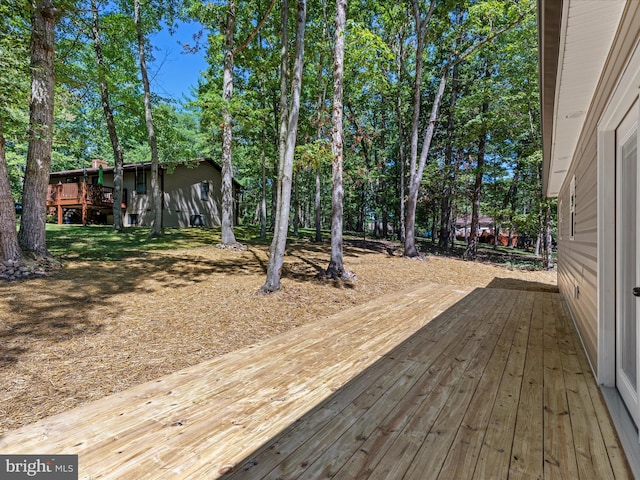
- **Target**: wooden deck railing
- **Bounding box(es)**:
[46,183,116,205]
[46,182,126,224]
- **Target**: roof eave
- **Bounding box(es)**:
[539,0,563,198]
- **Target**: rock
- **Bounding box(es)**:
[215,242,248,252]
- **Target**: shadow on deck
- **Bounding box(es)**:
[0,282,631,479]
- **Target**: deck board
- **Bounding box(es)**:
[509,291,545,480]
[0,283,632,479]
[542,292,580,479]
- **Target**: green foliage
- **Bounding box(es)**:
[0,2,30,200]
[0,0,547,247]
[295,139,331,171]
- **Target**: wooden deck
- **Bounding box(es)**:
[0,283,632,479]
[46,182,126,224]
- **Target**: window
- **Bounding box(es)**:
[135,170,147,194]
[200,181,210,201]
[569,175,576,240]
[129,213,139,226]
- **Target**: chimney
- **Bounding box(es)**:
[92,158,107,169]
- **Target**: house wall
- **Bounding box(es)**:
[122,162,223,228]
[161,162,223,228]
[556,1,640,375]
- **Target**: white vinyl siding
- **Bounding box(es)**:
[557,1,640,375]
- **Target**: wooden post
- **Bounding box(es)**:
[56,182,63,225]
[81,182,88,225]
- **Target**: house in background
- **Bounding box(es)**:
[540,0,640,473]
[454,214,519,247]
[47,158,240,228]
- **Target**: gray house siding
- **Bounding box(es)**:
[162,162,223,228]
[49,158,235,229]
[123,162,225,228]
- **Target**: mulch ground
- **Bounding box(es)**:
[0,238,556,435]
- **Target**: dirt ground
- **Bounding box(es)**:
[0,239,556,435]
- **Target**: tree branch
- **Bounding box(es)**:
[453,6,534,67]
[232,0,277,56]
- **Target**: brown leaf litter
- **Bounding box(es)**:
[0,238,556,435]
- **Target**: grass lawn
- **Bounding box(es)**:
[45,224,278,260]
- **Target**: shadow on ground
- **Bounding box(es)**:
[0,239,394,366]
[486,277,559,293]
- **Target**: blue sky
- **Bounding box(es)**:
[149,21,208,102]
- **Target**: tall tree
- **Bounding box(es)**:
[133,0,163,237]
[403,1,533,257]
[260,0,306,293]
[0,118,20,262]
[215,0,275,245]
[219,0,237,244]
[18,0,57,256]
[0,5,28,262]
[438,58,460,250]
[463,70,489,260]
[313,0,329,243]
[325,0,347,279]
[90,0,125,232]
[403,0,437,258]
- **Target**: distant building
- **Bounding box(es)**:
[454,214,518,247]
[47,158,240,228]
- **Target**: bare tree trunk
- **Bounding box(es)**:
[260,127,267,237]
[403,0,436,257]
[90,0,124,232]
[378,104,389,239]
[404,69,448,257]
[326,0,347,279]
[135,0,162,237]
[0,118,21,262]
[260,0,306,293]
[293,168,300,236]
[463,98,489,260]
[314,0,329,243]
[18,1,56,256]
[315,164,321,241]
[439,61,459,250]
[449,203,456,249]
[403,4,527,258]
[219,0,278,241]
[273,0,289,237]
[270,96,279,232]
[394,32,407,243]
[220,0,237,244]
[397,93,405,243]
